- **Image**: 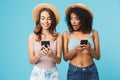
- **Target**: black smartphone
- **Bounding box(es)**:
[80,40,88,45]
[41,41,50,48]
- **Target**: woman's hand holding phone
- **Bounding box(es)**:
[80,41,92,55]
[40,44,54,57]
[73,45,84,55]
[40,45,48,56]
[47,46,54,57]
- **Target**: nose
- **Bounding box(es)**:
[71,19,75,24]
[45,19,48,23]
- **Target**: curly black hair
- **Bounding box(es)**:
[66,7,93,33]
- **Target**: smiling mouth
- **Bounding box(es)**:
[43,24,49,27]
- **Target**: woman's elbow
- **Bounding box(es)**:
[29,59,35,64]
[63,56,69,61]
[56,58,61,64]
[96,54,101,60]
[29,61,34,64]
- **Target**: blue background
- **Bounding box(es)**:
[0,0,120,80]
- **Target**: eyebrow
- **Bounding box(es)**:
[40,16,51,18]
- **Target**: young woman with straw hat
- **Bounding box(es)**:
[28,3,62,80]
[63,3,100,80]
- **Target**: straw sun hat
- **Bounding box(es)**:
[65,3,93,18]
[32,3,60,24]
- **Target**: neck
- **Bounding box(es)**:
[72,31,82,34]
[42,29,51,36]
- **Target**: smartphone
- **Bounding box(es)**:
[41,41,50,48]
[80,40,88,45]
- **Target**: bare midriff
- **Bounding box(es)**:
[70,50,93,67]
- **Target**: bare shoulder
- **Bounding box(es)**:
[28,33,34,41]
[93,30,99,36]
[62,31,69,38]
[56,33,62,40]
[92,30,99,39]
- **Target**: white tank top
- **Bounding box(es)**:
[32,33,57,70]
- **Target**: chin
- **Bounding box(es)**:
[43,26,50,29]
[74,29,79,31]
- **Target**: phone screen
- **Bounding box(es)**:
[41,41,50,47]
[80,40,88,45]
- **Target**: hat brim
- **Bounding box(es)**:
[65,3,93,18]
[32,3,60,24]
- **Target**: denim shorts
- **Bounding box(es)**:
[67,63,99,80]
[30,66,60,80]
